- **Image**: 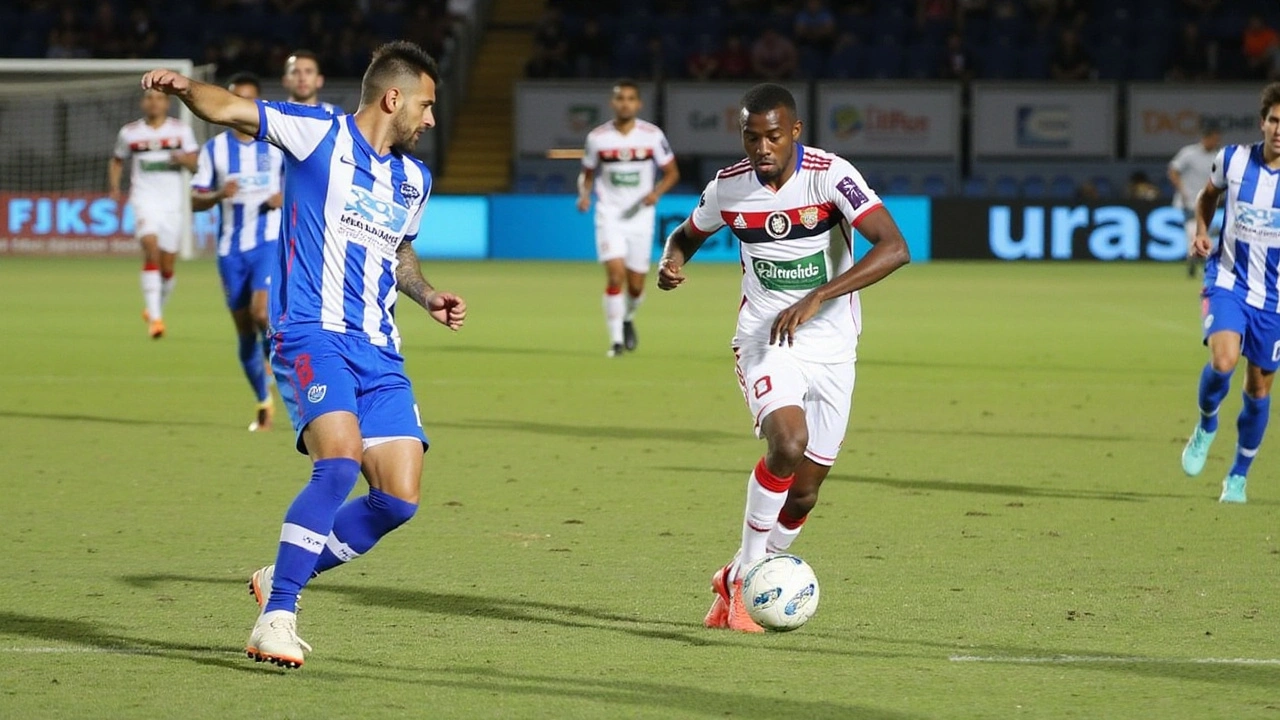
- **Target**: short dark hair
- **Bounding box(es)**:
[226,72,261,93]
[360,41,440,105]
[286,49,321,71]
[1262,82,1280,119]
[613,78,640,96]
[741,83,797,116]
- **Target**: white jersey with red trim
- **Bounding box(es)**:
[689,144,883,363]
[113,117,198,206]
[581,120,675,219]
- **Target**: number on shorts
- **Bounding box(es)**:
[295,353,314,387]
[753,376,773,399]
[413,403,423,428]
[1272,341,1280,363]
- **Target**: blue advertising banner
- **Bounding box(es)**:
[490,194,932,263]
[413,195,488,260]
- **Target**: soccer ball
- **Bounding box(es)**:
[741,554,820,631]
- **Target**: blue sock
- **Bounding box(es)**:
[312,488,418,575]
[238,333,268,403]
[264,457,361,614]
[1198,364,1232,432]
[1231,393,1270,477]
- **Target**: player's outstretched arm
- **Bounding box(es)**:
[1191,181,1223,258]
[770,207,910,346]
[395,240,466,331]
[658,219,712,290]
[141,70,259,137]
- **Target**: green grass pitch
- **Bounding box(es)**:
[1,257,1277,719]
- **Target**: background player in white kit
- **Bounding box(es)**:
[658,84,910,632]
[1169,124,1222,278]
[109,88,199,339]
[577,80,679,356]
[283,49,342,115]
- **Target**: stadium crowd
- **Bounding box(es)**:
[528,0,1280,82]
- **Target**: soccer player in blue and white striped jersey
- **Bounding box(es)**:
[143,40,466,669]
[1183,82,1280,504]
[283,49,343,116]
[192,73,285,432]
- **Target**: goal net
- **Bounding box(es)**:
[0,59,217,258]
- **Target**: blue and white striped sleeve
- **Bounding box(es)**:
[255,100,335,161]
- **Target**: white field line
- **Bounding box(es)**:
[950,655,1280,666]
[0,646,237,656]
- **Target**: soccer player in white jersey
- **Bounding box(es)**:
[283,49,342,115]
[191,73,285,432]
[142,40,467,668]
[577,80,679,356]
[109,89,199,339]
[1182,83,1280,504]
[1169,125,1222,278]
[658,84,910,632]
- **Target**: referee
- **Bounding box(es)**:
[1168,124,1222,278]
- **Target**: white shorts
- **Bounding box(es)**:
[132,202,182,254]
[734,345,856,466]
[595,213,654,274]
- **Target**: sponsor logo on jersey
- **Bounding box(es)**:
[339,186,409,253]
[836,177,869,210]
[307,383,327,403]
[733,213,748,229]
[752,251,828,291]
[139,160,176,172]
[609,170,641,187]
[765,211,792,239]
[798,206,820,230]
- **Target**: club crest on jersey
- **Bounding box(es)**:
[766,211,792,239]
[307,384,327,403]
[400,182,421,202]
[798,206,820,230]
[618,147,633,161]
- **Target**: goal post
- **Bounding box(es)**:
[0,59,217,259]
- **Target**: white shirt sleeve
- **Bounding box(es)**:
[255,100,336,161]
[1209,147,1228,190]
[827,159,884,227]
[581,132,598,171]
[180,123,199,153]
[654,129,675,167]
[689,177,724,234]
[112,127,130,160]
[191,140,215,191]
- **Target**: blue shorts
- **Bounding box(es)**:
[217,244,275,311]
[1202,286,1280,372]
[272,330,429,455]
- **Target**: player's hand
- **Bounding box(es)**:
[576,195,591,213]
[657,255,685,290]
[1191,232,1213,258]
[141,69,190,95]
[220,178,240,199]
[265,192,283,209]
[426,291,466,331]
[770,293,823,347]
[641,192,660,207]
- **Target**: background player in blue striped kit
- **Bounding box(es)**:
[1183,82,1280,504]
[143,41,467,669]
[191,72,285,432]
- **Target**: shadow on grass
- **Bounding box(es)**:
[0,410,222,428]
[432,418,740,444]
[655,466,1190,503]
[401,343,595,359]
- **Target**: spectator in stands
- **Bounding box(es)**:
[1127,171,1161,202]
[939,31,973,80]
[124,7,158,59]
[752,27,799,80]
[1180,0,1223,19]
[526,42,570,78]
[1168,21,1213,81]
[795,0,837,53]
[687,34,721,81]
[569,18,611,78]
[1242,14,1280,80]
[88,0,122,58]
[957,0,990,24]
[825,31,861,78]
[533,7,570,71]
[718,33,754,79]
[1050,28,1093,80]
[917,0,954,25]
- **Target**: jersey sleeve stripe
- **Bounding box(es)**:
[850,203,885,229]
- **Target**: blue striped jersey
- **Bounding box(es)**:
[255,101,431,349]
[1206,143,1280,311]
[192,131,285,257]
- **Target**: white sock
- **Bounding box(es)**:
[766,522,804,554]
[603,291,624,345]
[625,293,643,321]
[732,459,792,581]
[161,274,176,307]
[141,269,162,320]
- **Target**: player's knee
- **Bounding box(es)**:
[1211,353,1238,373]
[767,433,809,473]
[370,488,419,528]
[1244,383,1272,400]
[785,488,819,517]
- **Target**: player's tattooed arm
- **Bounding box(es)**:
[657,220,711,290]
[395,240,468,332]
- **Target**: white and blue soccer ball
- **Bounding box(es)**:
[742,554,820,631]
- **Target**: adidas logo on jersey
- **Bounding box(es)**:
[733,214,748,229]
